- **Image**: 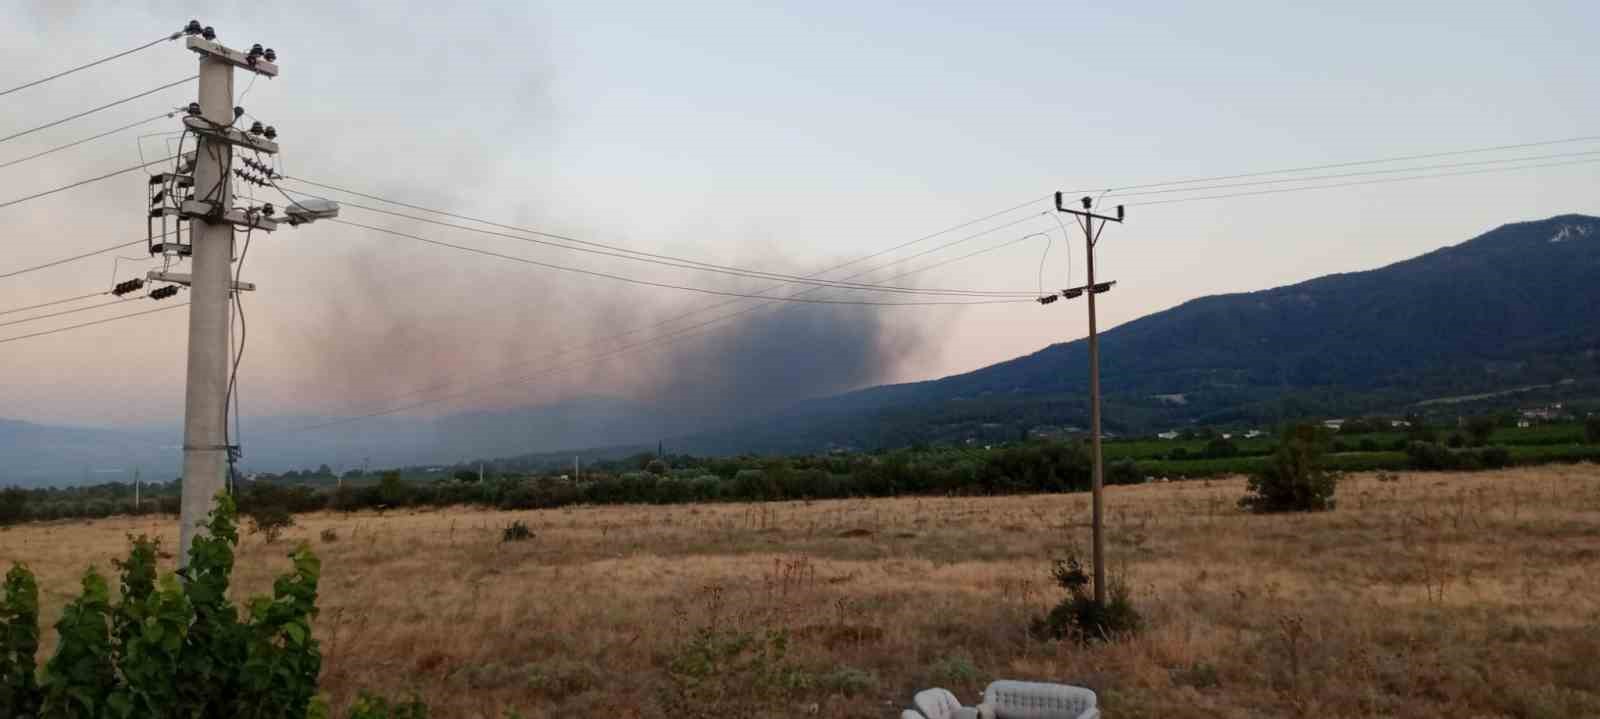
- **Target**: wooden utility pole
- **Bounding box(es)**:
[1054,192,1123,605]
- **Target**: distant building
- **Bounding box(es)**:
[1157,431,1180,440]
[1520,405,1566,422]
[1243,429,1265,439]
[1390,420,1411,429]
[1322,419,1346,430]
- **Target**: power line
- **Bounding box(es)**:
[0,77,193,146]
[0,291,107,317]
[0,111,174,171]
[281,182,1034,297]
[330,218,1035,306]
[0,239,146,280]
[0,155,175,212]
[1128,154,1600,207]
[1091,133,1600,194]
[0,31,183,99]
[1107,147,1600,199]
[0,302,186,346]
[0,296,140,329]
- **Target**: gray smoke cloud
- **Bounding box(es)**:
[280,239,935,434]
[637,302,931,424]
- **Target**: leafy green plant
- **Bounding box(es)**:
[346,691,431,719]
[248,503,296,543]
[2,494,333,719]
[1240,424,1338,513]
[0,563,41,718]
[662,626,805,717]
[39,568,117,717]
[1585,415,1600,444]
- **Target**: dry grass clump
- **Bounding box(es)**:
[4,465,1599,717]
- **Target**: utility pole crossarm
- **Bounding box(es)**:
[180,116,279,153]
[185,36,278,76]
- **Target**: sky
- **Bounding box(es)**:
[1,0,1597,432]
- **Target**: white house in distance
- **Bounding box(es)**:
[1157,431,1180,440]
[1322,419,1346,430]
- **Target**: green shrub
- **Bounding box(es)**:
[0,488,27,527]
[1,494,326,719]
[1239,424,1338,513]
[347,691,430,719]
[502,520,533,542]
[662,626,804,717]
[814,665,877,695]
[928,654,981,685]
[1033,553,1142,643]
[39,568,117,717]
[0,564,41,718]
[1106,458,1142,486]
[247,503,296,543]
[1586,415,1600,444]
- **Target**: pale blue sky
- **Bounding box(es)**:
[1,0,1596,427]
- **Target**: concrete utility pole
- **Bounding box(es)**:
[175,26,280,565]
[1054,192,1124,606]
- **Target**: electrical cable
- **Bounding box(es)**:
[278,181,1037,298]
[1049,212,1074,289]
[0,111,175,171]
[0,154,177,211]
[224,222,254,481]
[0,239,147,280]
[0,296,139,329]
[0,31,184,99]
[1030,232,1053,298]
[1088,133,1600,194]
[0,76,195,146]
[329,218,1035,306]
[0,302,186,346]
[1104,147,1600,199]
[1127,155,1600,207]
[0,291,107,317]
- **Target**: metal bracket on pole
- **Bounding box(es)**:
[181,116,279,154]
[186,36,279,76]
[180,200,278,231]
[146,270,256,292]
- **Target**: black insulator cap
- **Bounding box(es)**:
[262,203,274,216]
[233,106,245,119]
[250,43,264,56]
[263,48,276,62]
[202,26,216,41]
[186,102,202,116]
[185,20,203,35]
[249,121,264,135]
[263,126,276,140]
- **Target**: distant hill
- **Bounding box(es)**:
[0,396,687,487]
[677,214,1600,453]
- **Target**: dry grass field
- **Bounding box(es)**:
[5,465,1600,718]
